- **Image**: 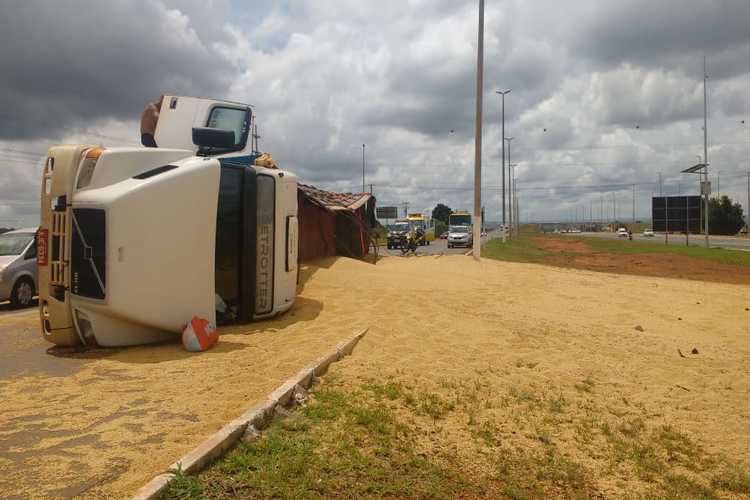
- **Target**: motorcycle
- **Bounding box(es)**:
[400,230,418,254]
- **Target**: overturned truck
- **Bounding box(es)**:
[39,96,299,347]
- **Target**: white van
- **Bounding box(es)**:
[39,96,298,347]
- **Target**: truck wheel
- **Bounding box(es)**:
[11,277,35,308]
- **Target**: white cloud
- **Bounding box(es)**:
[2,0,750,228]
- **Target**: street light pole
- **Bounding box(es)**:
[496,89,511,242]
[362,144,366,193]
[472,0,485,261]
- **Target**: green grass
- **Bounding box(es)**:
[481,233,551,264]
[482,230,750,269]
[568,235,750,267]
[160,380,474,499]
[161,376,750,500]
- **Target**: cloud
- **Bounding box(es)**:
[0,0,236,141]
[1,0,750,228]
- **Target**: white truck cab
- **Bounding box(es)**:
[39,96,298,347]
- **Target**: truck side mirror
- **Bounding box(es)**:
[192,127,236,151]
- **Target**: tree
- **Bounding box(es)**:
[432,203,452,224]
[708,195,745,235]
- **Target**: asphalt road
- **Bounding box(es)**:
[566,231,750,251]
[381,231,500,257]
[0,299,37,317]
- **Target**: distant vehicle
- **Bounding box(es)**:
[448,210,471,229]
[0,228,38,307]
[439,232,448,239]
[447,225,472,248]
[643,229,655,237]
[406,214,428,246]
[617,228,629,238]
[387,221,411,249]
[481,230,488,236]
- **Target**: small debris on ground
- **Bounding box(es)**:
[634,325,645,332]
[678,349,687,358]
[691,348,699,355]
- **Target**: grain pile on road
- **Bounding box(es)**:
[1,255,749,498]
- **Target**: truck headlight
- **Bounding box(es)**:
[76,147,105,189]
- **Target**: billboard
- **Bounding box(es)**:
[376,206,398,219]
[652,196,702,233]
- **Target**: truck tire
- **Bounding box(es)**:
[10,277,35,308]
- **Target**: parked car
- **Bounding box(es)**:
[0,228,38,307]
[439,232,448,239]
[617,228,629,238]
[643,229,655,237]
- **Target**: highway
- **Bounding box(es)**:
[566,231,750,251]
[382,231,499,257]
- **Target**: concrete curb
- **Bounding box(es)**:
[131,328,368,500]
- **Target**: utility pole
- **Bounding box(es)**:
[509,164,516,235]
[506,138,514,235]
[472,0,485,261]
[658,172,662,196]
[362,144,366,193]
[747,171,749,238]
[612,192,617,224]
[496,89,511,242]
[717,172,720,198]
[515,174,519,233]
[600,196,604,224]
[632,184,636,223]
[369,183,373,194]
[703,56,710,248]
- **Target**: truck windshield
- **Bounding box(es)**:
[392,224,409,232]
[215,168,242,323]
[0,234,33,256]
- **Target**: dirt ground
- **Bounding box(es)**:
[534,236,750,285]
[1,255,749,498]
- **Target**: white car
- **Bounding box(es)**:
[643,229,655,237]
[447,225,473,248]
[617,228,629,238]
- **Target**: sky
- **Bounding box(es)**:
[1,0,749,227]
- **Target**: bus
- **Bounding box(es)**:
[449,210,471,229]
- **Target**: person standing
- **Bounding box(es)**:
[140,95,163,148]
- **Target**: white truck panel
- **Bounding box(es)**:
[70,158,220,343]
[81,148,194,191]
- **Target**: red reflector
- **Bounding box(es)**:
[37,228,49,266]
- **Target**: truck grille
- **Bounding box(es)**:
[71,208,106,300]
[50,211,67,286]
